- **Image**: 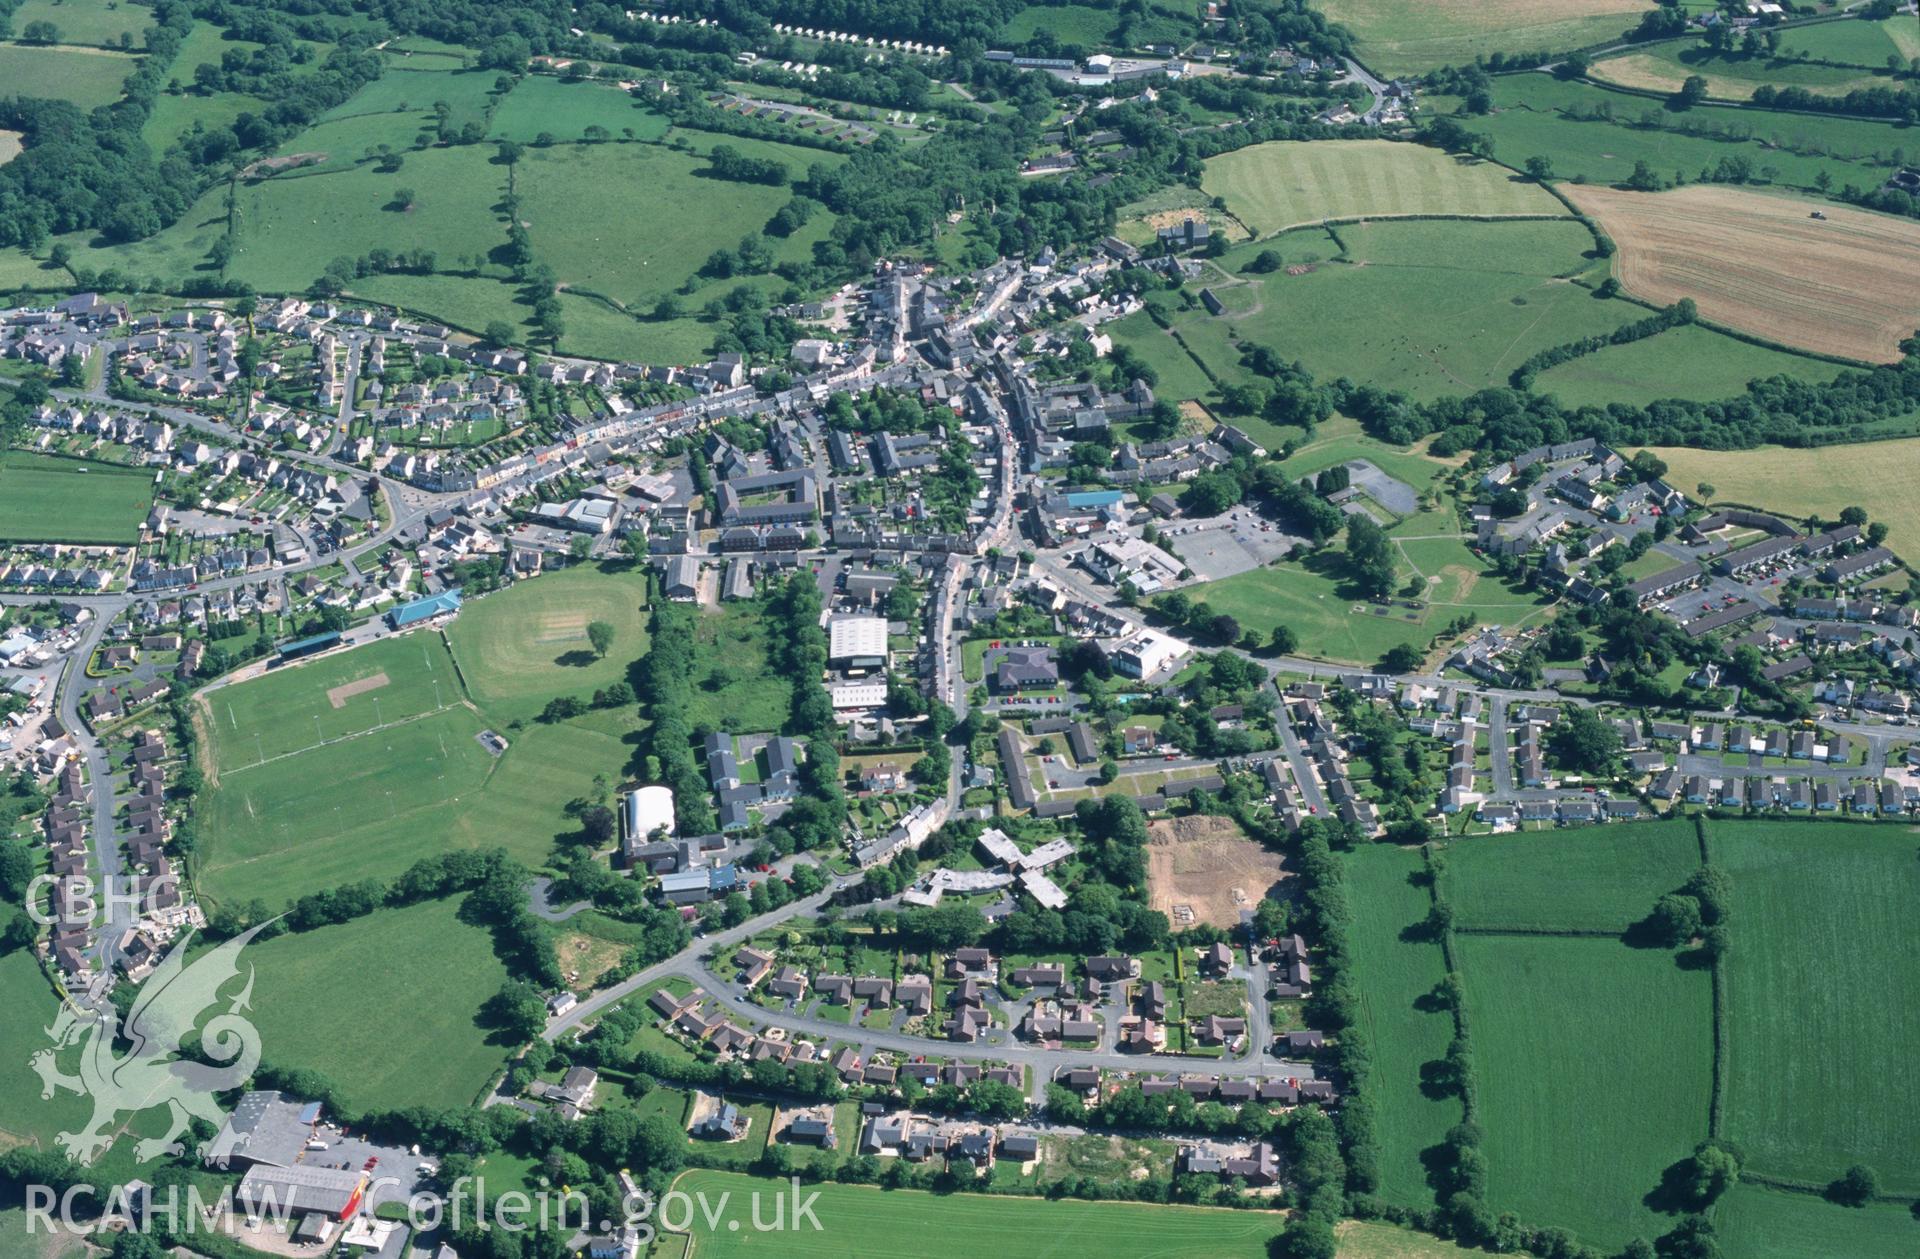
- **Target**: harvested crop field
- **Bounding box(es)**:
[1562,183,1920,363]
[1145,814,1287,928]
[1201,140,1563,238]
[0,131,20,166]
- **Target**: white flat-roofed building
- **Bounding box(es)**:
[828,616,890,668]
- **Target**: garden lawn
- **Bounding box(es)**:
[1343,845,1461,1209]
[0,451,153,544]
[446,563,650,725]
[1315,0,1655,74]
[1648,439,1920,565]
[0,43,134,107]
[239,898,509,1111]
[1533,323,1846,408]
[1457,933,1712,1250]
[1713,1182,1920,1259]
[660,1170,1280,1259]
[1201,141,1564,237]
[1440,819,1702,932]
[1709,819,1920,1193]
[488,75,669,143]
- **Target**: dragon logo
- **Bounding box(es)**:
[30,923,274,1166]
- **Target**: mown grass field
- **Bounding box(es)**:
[1441,819,1701,932]
[0,450,154,544]
[240,898,509,1110]
[1458,933,1713,1251]
[9,0,151,47]
[660,1170,1281,1259]
[0,950,82,1150]
[1201,141,1564,237]
[1562,183,1920,364]
[1315,0,1654,75]
[1533,323,1847,408]
[1648,439,1920,563]
[1140,219,1634,404]
[0,42,134,107]
[192,620,644,907]
[1709,820,1920,1193]
[1714,1182,1920,1259]
[445,563,651,725]
[200,632,464,771]
[1590,44,1896,100]
[1343,845,1461,1209]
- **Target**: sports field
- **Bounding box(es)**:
[1590,48,1890,100]
[201,633,464,772]
[1457,933,1713,1251]
[0,42,135,107]
[660,1171,1280,1259]
[1532,323,1847,409]
[1343,846,1461,1209]
[446,564,650,724]
[1648,439,1920,564]
[1563,183,1920,364]
[1201,141,1563,237]
[0,451,154,544]
[241,898,510,1111]
[1709,820,1920,1193]
[1315,0,1654,75]
[1440,819,1702,932]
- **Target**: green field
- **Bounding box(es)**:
[1119,219,1636,405]
[1441,819,1702,932]
[1774,15,1920,66]
[488,75,669,143]
[194,612,645,907]
[0,951,81,1150]
[1315,0,1655,76]
[1533,323,1848,408]
[446,564,651,725]
[240,898,510,1110]
[201,632,465,771]
[1710,821,1920,1193]
[0,450,154,543]
[318,65,499,130]
[1458,933,1713,1250]
[1201,141,1564,238]
[1714,1182,1920,1259]
[9,0,151,48]
[682,600,793,733]
[0,42,134,107]
[1343,846,1461,1209]
[1465,74,1909,196]
[513,140,837,314]
[660,1171,1280,1259]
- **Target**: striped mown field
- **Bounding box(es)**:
[1200,141,1564,238]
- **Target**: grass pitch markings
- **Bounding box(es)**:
[1563,182,1920,364]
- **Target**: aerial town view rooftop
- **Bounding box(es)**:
[0,1,1917,1258]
